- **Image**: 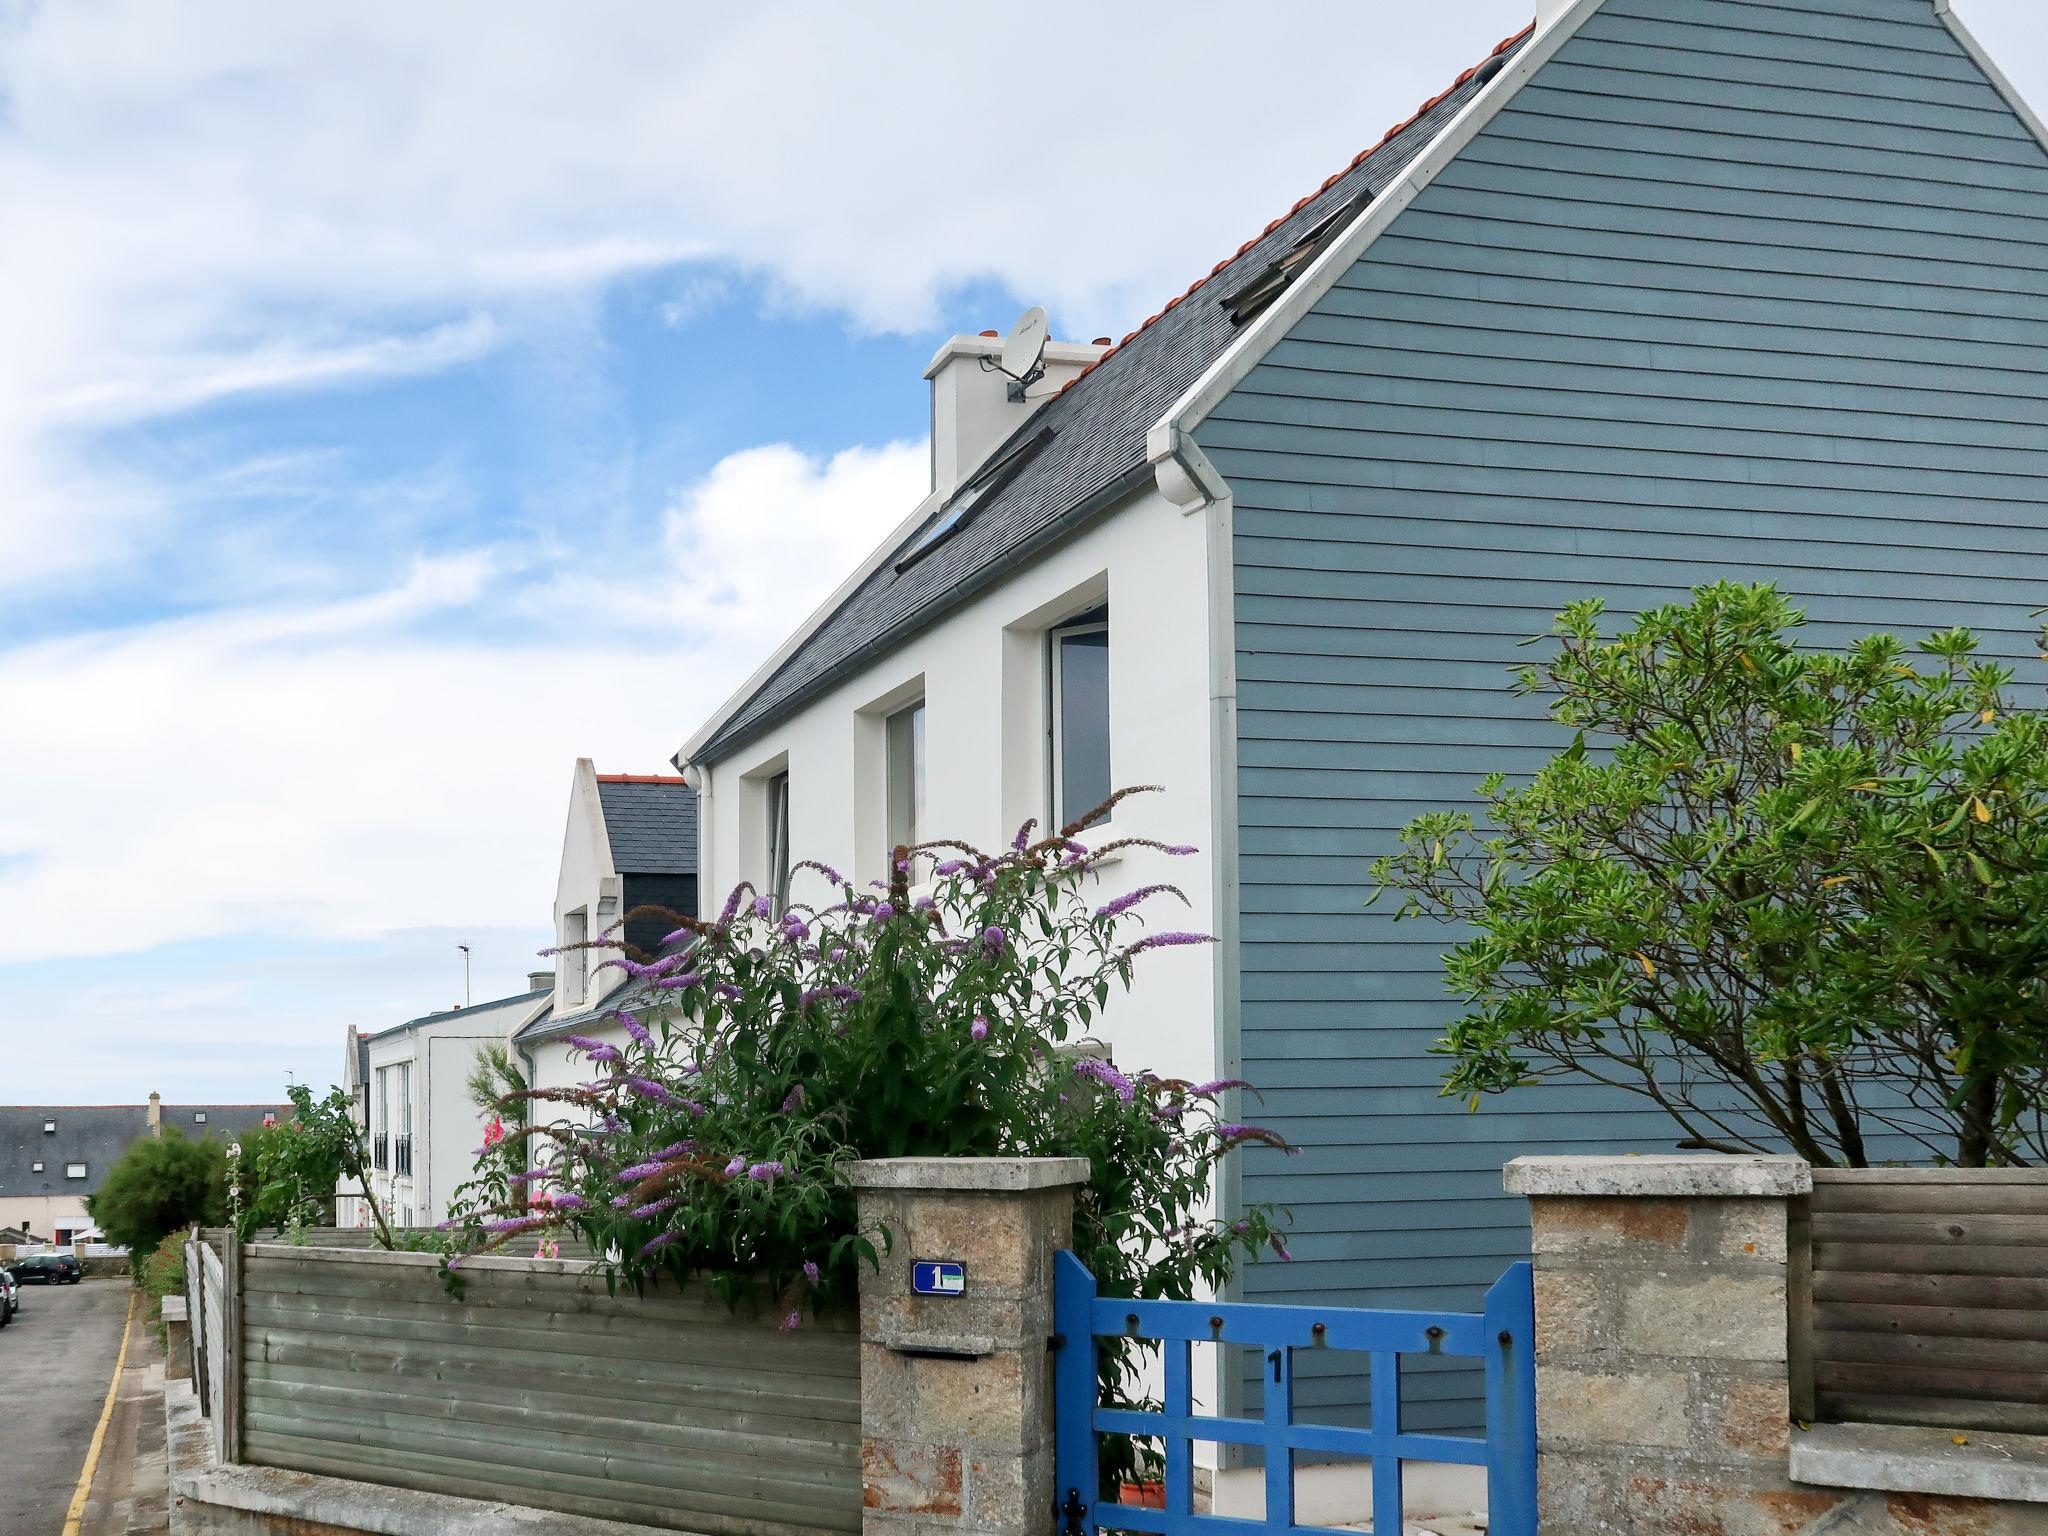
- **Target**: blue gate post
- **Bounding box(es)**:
[1054,1250,1100,1535]
[1482,1262,1538,1536]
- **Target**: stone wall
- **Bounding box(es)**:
[1507,1155,2048,1535]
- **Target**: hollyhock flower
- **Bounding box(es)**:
[536,1238,560,1261]
[482,1115,506,1149]
[1072,1058,1136,1103]
[970,1017,989,1041]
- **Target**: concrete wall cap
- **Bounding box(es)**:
[1791,1421,2048,1505]
[847,1156,1092,1192]
[1504,1153,1812,1198]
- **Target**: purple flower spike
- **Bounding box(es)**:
[747,1161,786,1182]
[874,902,895,921]
[934,859,964,876]
[1190,1078,1252,1097]
[781,1084,806,1113]
[620,1012,653,1047]
[1012,819,1037,851]
[550,1192,588,1211]
[970,1017,989,1041]
[753,895,773,918]
[781,1309,803,1332]
[1072,1057,1137,1103]
[724,1155,746,1177]
[631,1196,680,1220]
[639,1232,679,1258]
[803,1260,821,1285]
[1272,1238,1294,1263]
[652,1139,696,1161]
[981,925,1007,957]
[1125,931,1216,956]
[1096,884,1189,920]
[626,1078,676,1106]
[895,858,910,875]
[615,1159,669,1182]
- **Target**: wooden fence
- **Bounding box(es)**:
[1792,1167,2048,1434]
[181,1235,861,1535]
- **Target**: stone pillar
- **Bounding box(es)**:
[1505,1153,1822,1535]
[849,1156,1090,1536]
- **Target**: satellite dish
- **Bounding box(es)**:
[992,305,1050,401]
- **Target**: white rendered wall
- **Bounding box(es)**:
[691,480,1221,1108]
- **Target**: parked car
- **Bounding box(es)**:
[10,1254,82,1284]
[0,1267,17,1325]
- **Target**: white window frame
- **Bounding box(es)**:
[193,1112,207,1124]
[32,1161,43,1173]
[765,770,792,912]
[561,907,590,1006]
[1047,609,1111,833]
[884,698,927,860]
[65,1162,87,1180]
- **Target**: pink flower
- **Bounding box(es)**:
[481,1115,506,1149]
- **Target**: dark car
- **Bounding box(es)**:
[0,1268,17,1325]
[10,1254,82,1285]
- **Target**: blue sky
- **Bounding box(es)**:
[3,0,2044,1104]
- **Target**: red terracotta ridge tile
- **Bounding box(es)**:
[1054,17,1537,400]
[595,773,691,785]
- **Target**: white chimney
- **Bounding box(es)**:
[924,330,1109,497]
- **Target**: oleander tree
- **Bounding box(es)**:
[441,789,1294,1486]
[1373,582,2048,1168]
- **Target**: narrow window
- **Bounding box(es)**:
[1049,607,1111,829]
[562,908,589,1005]
[765,771,792,911]
[885,700,927,858]
[375,1067,389,1170]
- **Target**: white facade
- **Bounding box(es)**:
[683,338,1237,1101]
[358,989,547,1230]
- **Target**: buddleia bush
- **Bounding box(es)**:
[1374,582,2048,1168]
[442,789,1292,1481]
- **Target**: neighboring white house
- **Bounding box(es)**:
[352,985,550,1230]
[514,760,699,1125]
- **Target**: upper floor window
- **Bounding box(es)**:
[1049,607,1110,830]
[562,908,589,1004]
[65,1162,87,1180]
[885,700,926,858]
[765,771,792,912]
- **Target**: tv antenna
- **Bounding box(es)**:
[982,305,1049,401]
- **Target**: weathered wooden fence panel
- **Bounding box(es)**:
[236,1243,860,1536]
[1803,1167,2048,1434]
[190,1237,232,1462]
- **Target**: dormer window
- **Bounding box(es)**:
[43,1119,55,1134]
[193,1112,207,1124]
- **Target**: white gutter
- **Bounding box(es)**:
[1144,0,1608,510]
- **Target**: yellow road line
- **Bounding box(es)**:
[61,1286,136,1536]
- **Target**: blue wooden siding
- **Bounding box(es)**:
[1197,0,2048,1432]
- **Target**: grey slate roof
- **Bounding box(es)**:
[0,1104,293,1201]
[360,987,551,1047]
[693,26,1530,764]
[596,777,698,875]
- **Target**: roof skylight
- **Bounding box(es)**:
[894,426,1055,574]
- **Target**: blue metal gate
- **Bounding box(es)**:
[1052,1253,1536,1536]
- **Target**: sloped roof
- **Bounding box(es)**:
[691,23,1534,764]
[596,775,698,876]
[361,986,551,1048]
[0,1104,293,1200]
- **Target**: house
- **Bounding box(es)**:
[513,761,700,1120]
[353,984,551,1230]
[0,1095,290,1245]
[674,0,2048,1438]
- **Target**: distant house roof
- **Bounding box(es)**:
[595,775,698,876]
[688,23,1533,764]
[360,987,551,1049]
[0,1104,294,1201]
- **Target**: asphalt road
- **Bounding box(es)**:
[0,1277,132,1536]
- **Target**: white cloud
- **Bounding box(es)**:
[0,438,925,965]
